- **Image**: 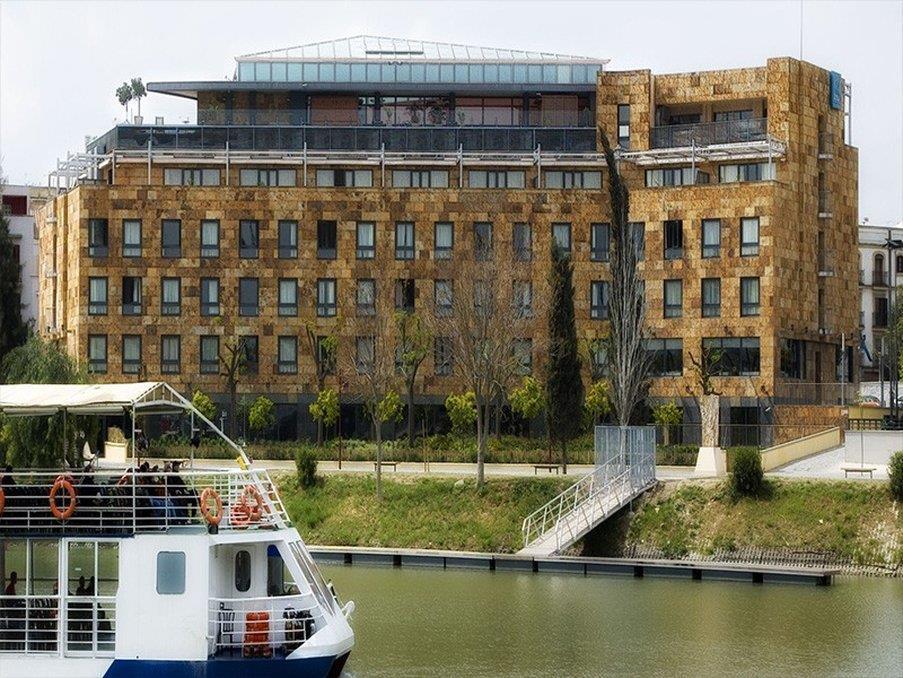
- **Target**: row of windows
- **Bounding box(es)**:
[86,218,758,262]
[644,338,761,377]
[645,163,775,188]
[662,277,760,319]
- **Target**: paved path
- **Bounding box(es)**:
[769,445,889,480]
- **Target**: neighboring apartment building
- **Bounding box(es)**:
[2,184,52,328]
[36,36,859,440]
[858,221,903,381]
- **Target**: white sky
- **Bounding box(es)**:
[1,0,900,224]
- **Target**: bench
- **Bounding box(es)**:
[841,463,877,478]
[374,461,398,472]
[533,464,562,475]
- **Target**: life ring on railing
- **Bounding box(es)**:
[199,488,223,526]
[49,477,77,521]
[230,501,251,529]
[241,484,268,522]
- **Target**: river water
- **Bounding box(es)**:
[324,565,903,677]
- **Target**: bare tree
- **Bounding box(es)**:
[427,254,541,488]
[304,321,338,446]
[395,310,431,449]
[600,129,652,426]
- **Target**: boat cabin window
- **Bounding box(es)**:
[267,545,299,596]
[156,551,185,594]
[234,550,251,592]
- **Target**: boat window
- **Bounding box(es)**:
[235,550,251,592]
[30,540,59,595]
[68,541,96,595]
[156,551,186,594]
[267,545,298,596]
[98,542,119,596]
[2,539,26,596]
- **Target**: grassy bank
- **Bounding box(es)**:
[279,474,571,553]
[622,480,903,569]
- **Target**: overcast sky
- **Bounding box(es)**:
[1,0,900,224]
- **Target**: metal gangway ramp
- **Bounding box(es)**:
[519,426,656,556]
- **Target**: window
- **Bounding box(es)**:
[474,281,492,317]
[474,222,493,260]
[513,223,532,262]
[618,104,630,149]
[590,281,610,320]
[122,219,141,257]
[242,336,259,374]
[356,222,375,259]
[703,337,760,376]
[317,278,337,317]
[513,280,533,318]
[897,255,903,274]
[88,219,108,257]
[278,336,298,374]
[701,278,721,318]
[356,279,376,316]
[740,217,759,256]
[434,279,453,317]
[645,168,709,187]
[161,335,181,374]
[395,222,415,260]
[278,220,298,258]
[701,219,721,258]
[780,338,806,379]
[200,278,220,316]
[630,222,645,260]
[88,277,108,315]
[200,336,219,374]
[664,220,683,260]
[239,168,296,187]
[552,223,571,255]
[395,279,415,312]
[239,278,259,316]
[156,552,185,595]
[663,279,683,318]
[88,334,107,373]
[719,162,775,183]
[278,278,298,316]
[468,170,525,188]
[315,169,372,187]
[355,336,375,374]
[161,277,181,315]
[435,222,454,260]
[122,276,142,315]
[714,109,753,122]
[645,339,683,376]
[590,223,610,262]
[544,171,601,189]
[235,551,251,593]
[164,168,220,186]
[122,335,141,374]
[315,336,336,376]
[513,339,533,375]
[741,277,760,316]
[161,219,181,257]
[317,220,337,259]
[392,170,449,188]
[239,220,259,258]
[200,220,220,258]
[434,337,453,376]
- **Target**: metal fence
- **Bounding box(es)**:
[650,117,767,149]
[656,423,841,449]
[208,593,322,658]
[0,595,115,657]
[594,425,656,486]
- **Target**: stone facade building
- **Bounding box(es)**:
[37,37,858,441]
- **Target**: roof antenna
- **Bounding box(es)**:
[799,0,804,60]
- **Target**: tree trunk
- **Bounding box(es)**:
[561,439,568,475]
[475,402,486,489]
[406,382,415,449]
[493,400,501,439]
[316,420,323,447]
[228,382,237,438]
[375,417,383,501]
[663,426,671,447]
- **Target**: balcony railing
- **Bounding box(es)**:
[651,117,767,149]
[90,124,597,154]
[873,271,889,287]
[0,594,116,657]
[208,594,321,658]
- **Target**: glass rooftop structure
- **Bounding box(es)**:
[234,35,608,86]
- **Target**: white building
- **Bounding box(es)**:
[858,221,903,381]
[2,184,53,327]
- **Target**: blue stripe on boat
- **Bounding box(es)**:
[103,655,338,678]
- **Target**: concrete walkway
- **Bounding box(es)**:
[770,445,890,480]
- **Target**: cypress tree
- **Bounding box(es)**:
[0,208,28,363]
[546,243,584,472]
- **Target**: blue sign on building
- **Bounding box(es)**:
[829,71,843,110]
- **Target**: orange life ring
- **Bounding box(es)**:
[0,486,5,518]
[199,487,223,526]
[49,478,77,521]
[241,484,268,522]
[230,501,251,528]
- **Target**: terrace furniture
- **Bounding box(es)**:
[840,463,877,478]
[374,461,398,472]
[533,464,563,475]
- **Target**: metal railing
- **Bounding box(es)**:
[0,468,289,535]
[0,595,115,657]
[208,594,321,658]
[650,117,767,149]
[90,124,597,154]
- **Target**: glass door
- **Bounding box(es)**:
[62,540,118,656]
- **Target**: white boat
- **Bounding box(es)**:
[0,382,354,677]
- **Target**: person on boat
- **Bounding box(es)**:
[4,572,17,596]
[2,572,24,651]
[0,465,14,488]
[167,460,194,523]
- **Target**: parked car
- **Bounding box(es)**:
[859,395,880,407]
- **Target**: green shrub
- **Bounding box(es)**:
[248,396,276,437]
[889,451,903,501]
[295,448,318,488]
[445,392,477,434]
[730,447,764,497]
[657,444,698,466]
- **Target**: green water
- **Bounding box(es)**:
[324,566,903,677]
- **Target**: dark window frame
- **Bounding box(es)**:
[740,217,760,257]
[88,334,108,374]
[590,280,610,320]
[434,222,454,260]
[161,335,181,374]
[200,335,220,374]
[317,220,337,259]
[161,219,182,258]
[663,279,683,318]
[317,278,337,317]
[664,220,684,260]
[740,277,761,317]
[88,276,108,315]
[200,277,220,316]
[88,219,109,257]
[161,277,181,316]
[277,336,298,374]
[513,223,532,262]
[701,219,721,258]
[122,219,141,258]
[238,277,260,317]
[356,278,376,316]
[122,335,142,375]
[200,219,220,258]
[395,221,415,260]
[239,220,260,259]
[590,223,610,262]
[278,220,298,259]
[701,278,721,318]
[122,276,142,316]
[278,278,298,317]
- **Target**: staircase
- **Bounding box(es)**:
[519,426,656,556]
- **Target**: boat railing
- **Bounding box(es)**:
[207,593,321,658]
[0,594,116,657]
[0,468,290,535]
